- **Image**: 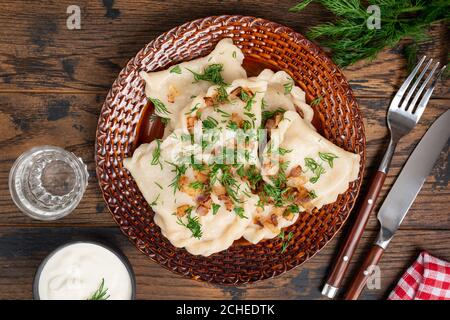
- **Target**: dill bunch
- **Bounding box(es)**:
[290,0,449,68]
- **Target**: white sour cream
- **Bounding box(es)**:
[37,243,133,300]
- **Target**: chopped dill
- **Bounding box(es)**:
[170,65,182,74]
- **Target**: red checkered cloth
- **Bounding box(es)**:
[388,251,450,300]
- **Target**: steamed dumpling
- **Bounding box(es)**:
[244,111,360,243]
[263,111,360,209]
[124,39,361,256]
[139,38,247,132]
[253,69,314,125]
[123,139,257,257]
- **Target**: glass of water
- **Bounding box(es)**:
[9,146,89,220]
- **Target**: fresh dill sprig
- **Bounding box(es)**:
[261,98,268,110]
[87,278,110,300]
[220,167,241,203]
[304,157,326,183]
[167,162,188,193]
[212,203,221,215]
[310,96,323,107]
[170,65,182,74]
[261,108,285,124]
[176,206,202,239]
[308,190,318,199]
[233,207,248,219]
[283,80,294,94]
[150,194,160,206]
[189,181,204,190]
[278,147,292,156]
[151,139,163,169]
[319,152,338,168]
[227,121,239,131]
[184,103,200,115]
[216,85,229,103]
[240,90,255,111]
[202,116,219,129]
[279,231,294,253]
[188,64,226,85]
[216,108,231,118]
[149,98,171,115]
[289,0,450,67]
[287,204,300,214]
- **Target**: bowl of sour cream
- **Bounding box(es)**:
[33,241,136,300]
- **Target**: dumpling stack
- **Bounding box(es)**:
[124,39,360,256]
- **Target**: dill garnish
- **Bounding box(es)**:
[304,157,326,183]
[240,90,255,111]
[261,108,286,127]
[233,207,248,219]
[150,194,160,206]
[189,181,204,190]
[308,190,318,199]
[319,152,338,168]
[184,103,200,115]
[151,139,163,169]
[188,64,226,85]
[150,113,170,125]
[149,98,171,115]
[170,65,182,74]
[212,203,221,215]
[261,98,268,110]
[154,181,163,190]
[279,231,294,253]
[216,85,229,103]
[287,204,300,214]
[202,116,219,129]
[278,147,292,156]
[176,206,202,239]
[289,0,450,68]
[283,80,294,94]
[227,121,239,131]
[310,96,323,106]
[87,278,109,300]
[216,108,231,118]
[167,162,187,193]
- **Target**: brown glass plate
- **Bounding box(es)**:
[95,15,365,285]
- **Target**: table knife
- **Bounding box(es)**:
[344,109,450,300]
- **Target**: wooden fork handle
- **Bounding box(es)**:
[322,171,386,298]
[344,245,385,300]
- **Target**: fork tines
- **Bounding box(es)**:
[390,56,446,121]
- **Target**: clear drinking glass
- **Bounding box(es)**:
[9,146,89,220]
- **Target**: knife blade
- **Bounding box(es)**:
[376,109,450,249]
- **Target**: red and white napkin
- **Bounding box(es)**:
[389,251,450,300]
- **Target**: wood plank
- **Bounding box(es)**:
[0,93,111,226]
[0,226,448,299]
[0,0,447,98]
[0,93,448,228]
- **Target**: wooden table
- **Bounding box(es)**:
[0,0,448,300]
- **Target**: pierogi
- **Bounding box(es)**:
[139,38,246,133]
[125,39,361,256]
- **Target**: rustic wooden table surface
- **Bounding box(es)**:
[0,0,448,300]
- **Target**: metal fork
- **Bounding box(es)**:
[322,56,446,299]
[379,56,446,172]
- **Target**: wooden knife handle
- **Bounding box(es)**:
[322,170,386,297]
[344,245,385,300]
